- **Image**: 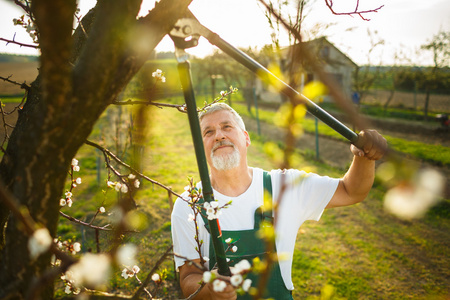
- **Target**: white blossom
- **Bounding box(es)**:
[120,184,128,193]
[75,178,82,184]
[60,199,67,206]
[107,181,115,188]
[151,273,160,282]
[232,259,251,275]
[99,207,106,213]
[72,242,81,254]
[128,174,136,180]
[73,165,80,172]
[116,244,137,267]
[28,228,53,259]
[115,182,122,192]
[65,285,71,294]
[65,191,72,198]
[121,268,131,279]
[152,69,166,83]
[210,201,219,209]
[152,69,162,77]
[384,168,446,220]
[202,271,212,283]
[230,274,243,287]
[212,279,227,292]
[132,265,140,274]
[67,199,73,207]
[67,253,111,288]
[188,214,195,222]
[225,238,232,244]
[71,158,79,166]
[242,279,252,292]
[203,256,210,262]
[231,245,238,253]
[134,180,140,188]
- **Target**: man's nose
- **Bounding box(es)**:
[214,129,226,141]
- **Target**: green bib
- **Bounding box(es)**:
[201,171,293,299]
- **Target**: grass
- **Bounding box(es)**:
[321,102,448,120]
[0,91,445,298]
[231,102,450,167]
[55,99,449,299]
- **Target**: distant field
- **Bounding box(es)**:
[363,90,450,113]
[0,61,448,114]
[0,61,39,95]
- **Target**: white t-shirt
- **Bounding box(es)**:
[171,167,339,290]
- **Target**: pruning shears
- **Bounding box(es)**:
[169,9,363,277]
[169,9,363,147]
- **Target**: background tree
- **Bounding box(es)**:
[0,0,191,298]
[419,30,450,120]
[352,29,385,101]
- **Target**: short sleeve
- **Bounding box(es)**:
[171,195,209,270]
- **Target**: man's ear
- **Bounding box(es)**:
[245,131,251,147]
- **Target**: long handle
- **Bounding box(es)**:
[205,32,363,149]
[177,61,231,276]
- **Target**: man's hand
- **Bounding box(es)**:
[351,129,387,160]
[205,269,237,300]
[179,260,237,299]
[206,280,237,300]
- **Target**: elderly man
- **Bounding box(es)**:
[171,103,387,299]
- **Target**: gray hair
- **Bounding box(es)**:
[198,103,246,131]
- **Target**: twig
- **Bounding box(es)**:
[132,245,174,300]
[113,86,237,113]
[0,37,38,49]
[0,75,31,91]
[85,140,184,199]
[113,99,188,113]
[324,0,384,21]
[59,211,131,232]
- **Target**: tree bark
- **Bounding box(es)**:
[0,0,192,298]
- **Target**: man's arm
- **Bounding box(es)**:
[179,259,236,300]
[327,129,387,208]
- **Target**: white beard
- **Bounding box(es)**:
[211,141,241,170]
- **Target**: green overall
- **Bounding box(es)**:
[201,171,293,299]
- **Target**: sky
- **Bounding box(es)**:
[0,0,449,66]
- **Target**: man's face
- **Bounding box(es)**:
[200,110,250,170]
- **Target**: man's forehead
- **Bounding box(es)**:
[200,110,236,127]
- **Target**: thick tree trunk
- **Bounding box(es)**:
[0,0,192,298]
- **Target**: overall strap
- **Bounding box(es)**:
[263,171,272,195]
[201,170,273,233]
[255,171,273,228]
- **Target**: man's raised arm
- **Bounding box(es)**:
[327,129,387,208]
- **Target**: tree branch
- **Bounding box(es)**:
[324,0,384,21]
[0,36,39,49]
[0,75,31,91]
[132,245,173,300]
[85,140,184,199]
